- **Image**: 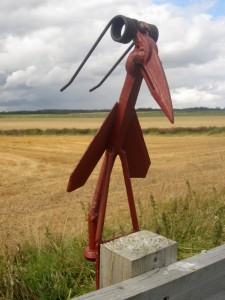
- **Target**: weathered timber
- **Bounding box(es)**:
[100,230,177,288]
[74,243,225,300]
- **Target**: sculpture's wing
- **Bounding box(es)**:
[141,38,174,124]
[122,111,150,178]
[67,103,118,192]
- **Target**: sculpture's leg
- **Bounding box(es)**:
[83,149,116,288]
[120,150,139,231]
[83,151,109,262]
[95,150,117,289]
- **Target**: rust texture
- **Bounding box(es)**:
[65,16,174,288]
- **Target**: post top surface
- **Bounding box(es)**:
[102,230,177,260]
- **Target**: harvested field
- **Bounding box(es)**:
[1,114,225,130]
[0,133,224,253]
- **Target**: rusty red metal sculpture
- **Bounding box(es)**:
[61,15,174,288]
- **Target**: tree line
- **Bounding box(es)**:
[0,107,224,115]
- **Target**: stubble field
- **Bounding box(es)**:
[1,113,225,130]
[0,113,225,253]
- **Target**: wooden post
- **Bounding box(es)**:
[100,230,177,288]
[74,244,225,300]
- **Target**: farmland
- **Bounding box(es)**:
[1,111,225,130]
[0,112,225,253]
[0,111,225,298]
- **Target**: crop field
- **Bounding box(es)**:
[0,113,225,254]
[1,112,225,130]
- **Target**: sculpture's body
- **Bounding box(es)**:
[61,16,174,288]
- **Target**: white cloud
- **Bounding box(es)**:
[5,66,37,88]
[0,0,225,111]
[171,86,221,108]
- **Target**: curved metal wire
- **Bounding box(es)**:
[89,42,134,92]
[60,15,158,92]
[60,15,138,92]
[60,19,114,92]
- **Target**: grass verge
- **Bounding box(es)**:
[0,232,95,300]
[0,126,225,136]
[137,181,225,259]
[0,183,224,299]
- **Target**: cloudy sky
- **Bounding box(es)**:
[0,0,225,111]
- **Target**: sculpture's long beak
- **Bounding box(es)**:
[140,40,174,124]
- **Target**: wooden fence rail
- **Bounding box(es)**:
[74,243,225,300]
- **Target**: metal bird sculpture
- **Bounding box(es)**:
[60,15,174,288]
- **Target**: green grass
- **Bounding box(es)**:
[0,183,224,299]
[142,126,225,135]
[0,113,108,119]
[0,128,98,136]
[1,126,225,136]
[0,232,95,300]
[137,181,225,259]
[0,108,224,119]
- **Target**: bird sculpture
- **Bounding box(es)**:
[61,15,174,288]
